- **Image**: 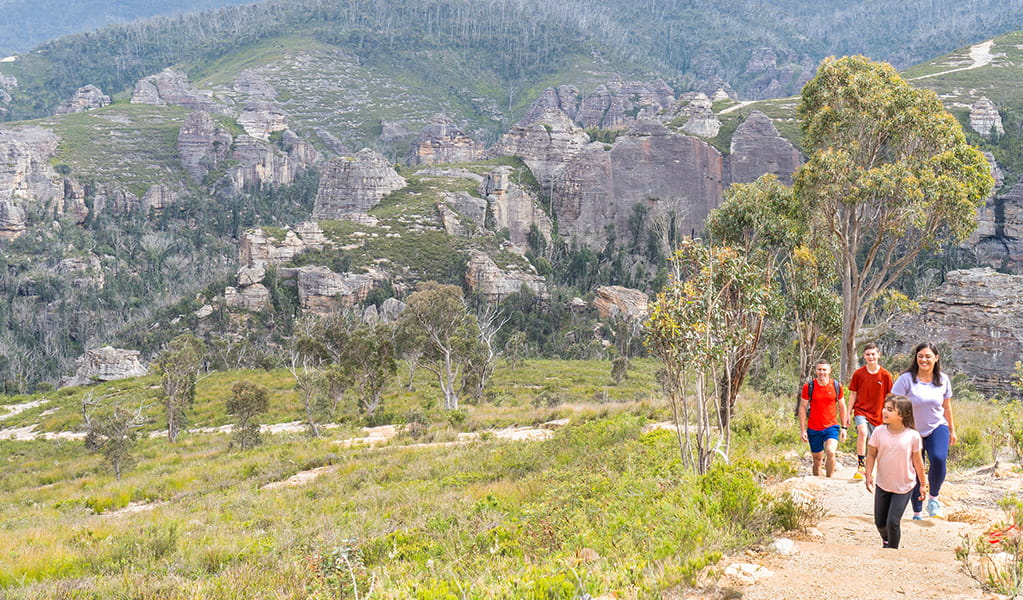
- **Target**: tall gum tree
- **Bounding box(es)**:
[794,55,994,380]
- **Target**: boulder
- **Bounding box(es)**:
[378,297,407,323]
[407,116,486,165]
[464,252,547,302]
[55,85,111,114]
[0,199,26,239]
[970,97,1004,138]
[593,286,648,320]
[728,110,804,185]
[312,149,406,220]
[552,120,725,249]
[177,111,233,184]
[891,268,1023,396]
[62,346,148,388]
[479,166,553,248]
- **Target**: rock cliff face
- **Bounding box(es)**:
[0,126,65,237]
[971,177,1023,272]
[479,166,552,248]
[238,222,328,268]
[552,120,725,249]
[224,133,316,194]
[407,116,486,165]
[728,110,803,185]
[285,265,388,314]
[312,149,406,221]
[61,346,148,388]
[464,252,547,301]
[238,102,289,141]
[593,286,648,320]
[55,85,111,114]
[574,77,675,130]
[970,97,1004,138]
[177,111,234,184]
[741,48,816,100]
[891,268,1023,396]
[131,68,223,113]
[520,85,581,125]
[490,109,592,190]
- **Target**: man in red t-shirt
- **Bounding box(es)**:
[799,359,848,477]
[847,343,894,480]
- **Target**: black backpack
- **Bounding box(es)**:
[793,379,842,418]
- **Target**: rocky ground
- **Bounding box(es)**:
[696,453,1023,600]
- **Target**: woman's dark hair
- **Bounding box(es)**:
[885,394,916,430]
[905,342,944,386]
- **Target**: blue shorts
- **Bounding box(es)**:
[807,425,840,453]
[854,415,876,438]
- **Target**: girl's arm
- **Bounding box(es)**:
[864,445,878,493]
[943,396,957,445]
[912,449,928,501]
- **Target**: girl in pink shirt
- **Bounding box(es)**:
[864,394,927,549]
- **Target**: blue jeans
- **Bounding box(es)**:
[911,424,950,513]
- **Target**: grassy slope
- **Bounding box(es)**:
[0,357,999,598]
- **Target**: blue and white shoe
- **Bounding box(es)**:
[912,514,923,521]
[926,497,944,519]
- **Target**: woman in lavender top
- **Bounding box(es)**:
[890,342,956,520]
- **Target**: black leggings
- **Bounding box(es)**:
[874,487,913,549]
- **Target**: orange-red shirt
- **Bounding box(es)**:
[849,366,893,427]
[801,379,843,431]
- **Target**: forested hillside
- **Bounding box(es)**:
[4,0,1023,123]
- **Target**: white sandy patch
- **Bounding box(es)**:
[0,399,49,421]
[912,39,996,80]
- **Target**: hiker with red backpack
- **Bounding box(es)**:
[798,359,849,477]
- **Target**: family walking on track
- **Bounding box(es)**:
[799,342,957,548]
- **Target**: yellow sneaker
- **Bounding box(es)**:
[853,465,866,480]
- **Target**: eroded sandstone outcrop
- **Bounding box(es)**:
[285,265,388,314]
[891,268,1023,396]
[407,116,485,165]
[312,149,406,221]
[593,286,648,320]
[177,111,233,184]
[55,85,111,114]
[465,252,547,302]
[0,126,66,234]
[55,255,104,289]
[552,120,725,249]
[971,177,1023,272]
[479,166,552,248]
[238,102,289,141]
[238,223,328,268]
[490,109,592,190]
[62,346,148,388]
[728,110,803,185]
[970,97,1004,138]
[131,68,223,113]
[574,77,675,130]
[741,48,816,100]
[223,132,319,194]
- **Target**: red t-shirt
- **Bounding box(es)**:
[801,379,843,431]
[848,366,893,427]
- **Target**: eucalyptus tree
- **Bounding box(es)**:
[794,55,994,380]
[154,334,206,443]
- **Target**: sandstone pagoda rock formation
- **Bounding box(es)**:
[741,47,816,100]
[490,109,592,191]
[312,149,406,221]
[681,107,722,138]
[62,346,148,388]
[225,283,272,312]
[465,252,547,302]
[222,132,319,195]
[970,97,1004,138]
[177,111,234,184]
[407,116,486,165]
[285,265,388,314]
[237,222,328,268]
[437,192,487,237]
[479,166,553,249]
[0,126,66,231]
[237,102,289,141]
[55,255,104,289]
[891,268,1023,396]
[728,110,804,185]
[971,176,1023,273]
[574,77,675,130]
[552,120,725,249]
[593,286,649,320]
[131,68,222,113]
[519,85,581,125]
[55,85,111,114]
